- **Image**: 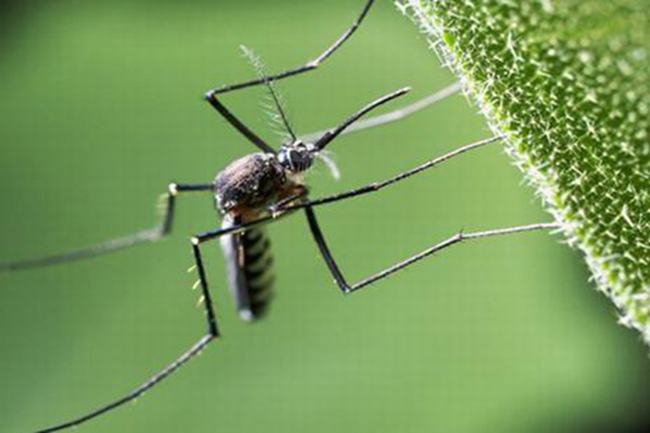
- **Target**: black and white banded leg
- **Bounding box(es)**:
[0,182,214,272]
[304,206,559,294]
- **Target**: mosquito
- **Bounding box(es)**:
[1,0,559,431]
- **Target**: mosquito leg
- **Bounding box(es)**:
[162,182,215,235]
[35,237,220,433]
[204,93,275,154]
[192,209,296,244]
[304,206,559,294]
[278,135,503,214]
[34,212,294,431]
[0,182,214,272]
[303,207,350,293]
[204,0,375,153]
[36,338,215,433]
[267,186,310,217]
[206,0,375,97]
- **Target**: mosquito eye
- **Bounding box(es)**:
[294,152,314,171]
[279,148,312,172]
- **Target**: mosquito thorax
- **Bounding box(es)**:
[214,152,293,215]
[277,141,316,173]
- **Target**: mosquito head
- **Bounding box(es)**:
[277,88,410,178]
[277,140,316,173]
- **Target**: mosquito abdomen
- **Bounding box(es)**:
[220,215,274,321]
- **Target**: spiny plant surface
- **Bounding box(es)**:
[403,0,650,342]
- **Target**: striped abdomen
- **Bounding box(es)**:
[220,215,274,321]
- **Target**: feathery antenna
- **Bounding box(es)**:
[241,45,297,141]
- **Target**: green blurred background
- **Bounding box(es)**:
[1,1,650,432]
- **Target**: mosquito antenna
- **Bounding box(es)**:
[240,45,297,141]
[314,87,410,150]
[300,82,462,143]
